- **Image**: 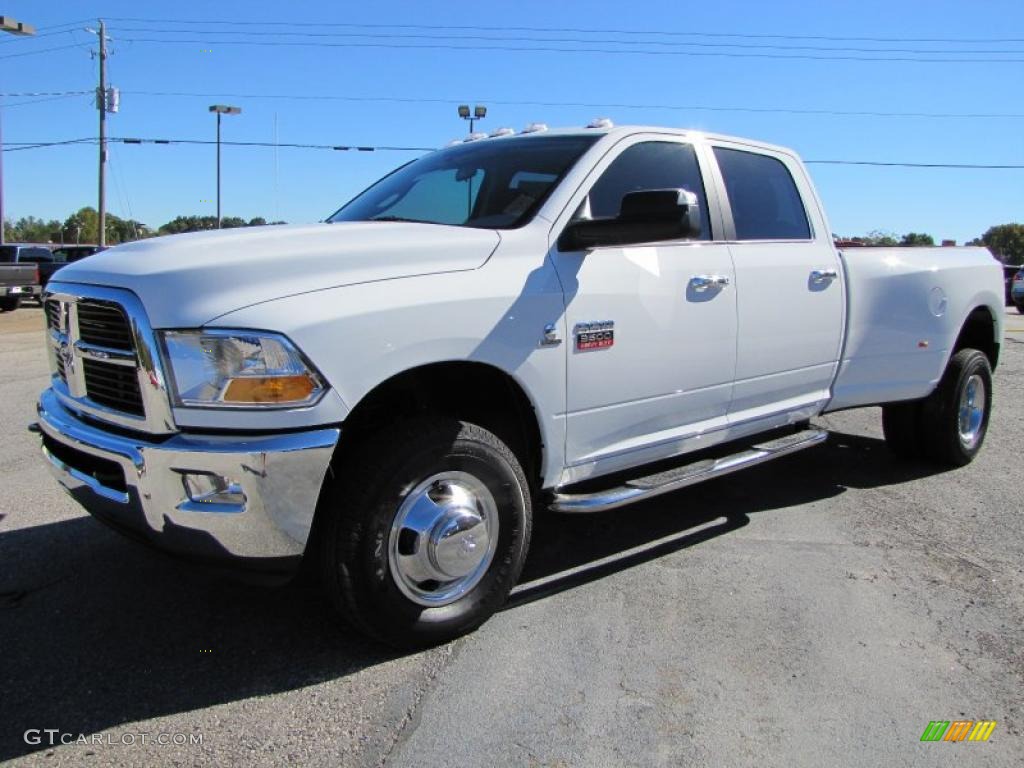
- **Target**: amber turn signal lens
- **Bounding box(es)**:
[222,375,316,403]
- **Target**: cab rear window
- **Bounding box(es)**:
[714,147,811,241]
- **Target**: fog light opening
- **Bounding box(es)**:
[180,471,247,508]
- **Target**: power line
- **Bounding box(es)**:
[100,17,1024,44]
[111,137,436,152]
[0,91,92,97]
[0,42,90,59]
[0,92,92,108]
[122,89,1024,120]
[0,18,93,44]
[114,35,1024,64]
[6,136,1023,168]
[805,159,1024,169]
[4,95,86,108]
[2,137,433,152]
[103,26,1024,55]
[2,138,95,152]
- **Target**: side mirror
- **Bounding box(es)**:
[558,188,702,251]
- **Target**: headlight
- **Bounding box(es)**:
[159,330,325,408]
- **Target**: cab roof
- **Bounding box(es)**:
[472,124,798,159]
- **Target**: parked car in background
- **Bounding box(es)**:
[1004,264,1022,306]
[51,245,105,264]
[0,244,65,303]
[1012,268,1024,313]
[0,261,39,311]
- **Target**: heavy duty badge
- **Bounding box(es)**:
[574,321,615,351]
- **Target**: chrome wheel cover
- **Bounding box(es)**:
[958,373,986,450]
[388,471,500,607]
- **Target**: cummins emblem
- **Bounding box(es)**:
[574,321,615,351]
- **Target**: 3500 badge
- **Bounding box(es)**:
[574,321,615,351]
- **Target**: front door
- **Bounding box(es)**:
[552,137,738,477]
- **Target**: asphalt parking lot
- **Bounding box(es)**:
[1,304,1022,767]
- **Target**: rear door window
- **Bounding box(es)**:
[713,147,811,241]
[19,248,55,263]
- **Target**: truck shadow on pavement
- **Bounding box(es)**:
[511,429,938,605]
[0,429,938,761]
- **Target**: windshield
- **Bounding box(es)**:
[328,135,599,229]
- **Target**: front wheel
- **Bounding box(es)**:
[0,296,21,312]
[1016,303,1024,314]
[319,417,532,648]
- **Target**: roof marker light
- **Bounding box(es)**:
[489,127,516,137]
[586,117,614,129]
[464,132,488,142]
[522,122,548,134]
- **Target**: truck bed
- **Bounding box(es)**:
[827,246,1003,411]
[0,263,36,283]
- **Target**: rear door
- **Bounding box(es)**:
[709,143,844,423]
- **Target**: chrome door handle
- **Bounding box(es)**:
[810,268,838,284]
[690,275,730,292]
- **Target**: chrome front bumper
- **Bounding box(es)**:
[36,388,339,571]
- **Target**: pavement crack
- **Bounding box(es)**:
[0,570,82,608]
[0,589,28,607]
[377,638,463,767]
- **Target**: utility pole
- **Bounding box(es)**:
[97,19,108,247]
[0,16,36,245]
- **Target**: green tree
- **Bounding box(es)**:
[980,223,1024,264]
[157,215,218,235]
[900,232,935,246]
[60,207,143,245]
[4,209,152,245]
[839,230,899,246]
[4,216,63,242]
[865,230,898,246]
[158,215,284,235]
[62,208,100,243]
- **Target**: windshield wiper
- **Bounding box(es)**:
[369,216,439,224]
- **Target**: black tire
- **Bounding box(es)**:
[0,296,21,312]
[1016,303,1024,314]
[881,401,924,459]
[920,349,993,467]
[319,417,532,648]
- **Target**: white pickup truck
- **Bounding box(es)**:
[35,123,1004,646]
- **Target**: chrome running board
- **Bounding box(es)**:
[549,428,828,514]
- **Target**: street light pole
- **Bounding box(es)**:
[456,105,487,218]
[457,104,487,135]
[209,105,241,228]
[216,111,221,226]
[0,16,36,245]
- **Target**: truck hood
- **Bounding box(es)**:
[55,221,501,327]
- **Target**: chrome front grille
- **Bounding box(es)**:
[43,283,177,434]
[77,302,134,350]
[82,358,145,415]
[44,299,63,330]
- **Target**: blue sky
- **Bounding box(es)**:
[2,0,1022,242]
